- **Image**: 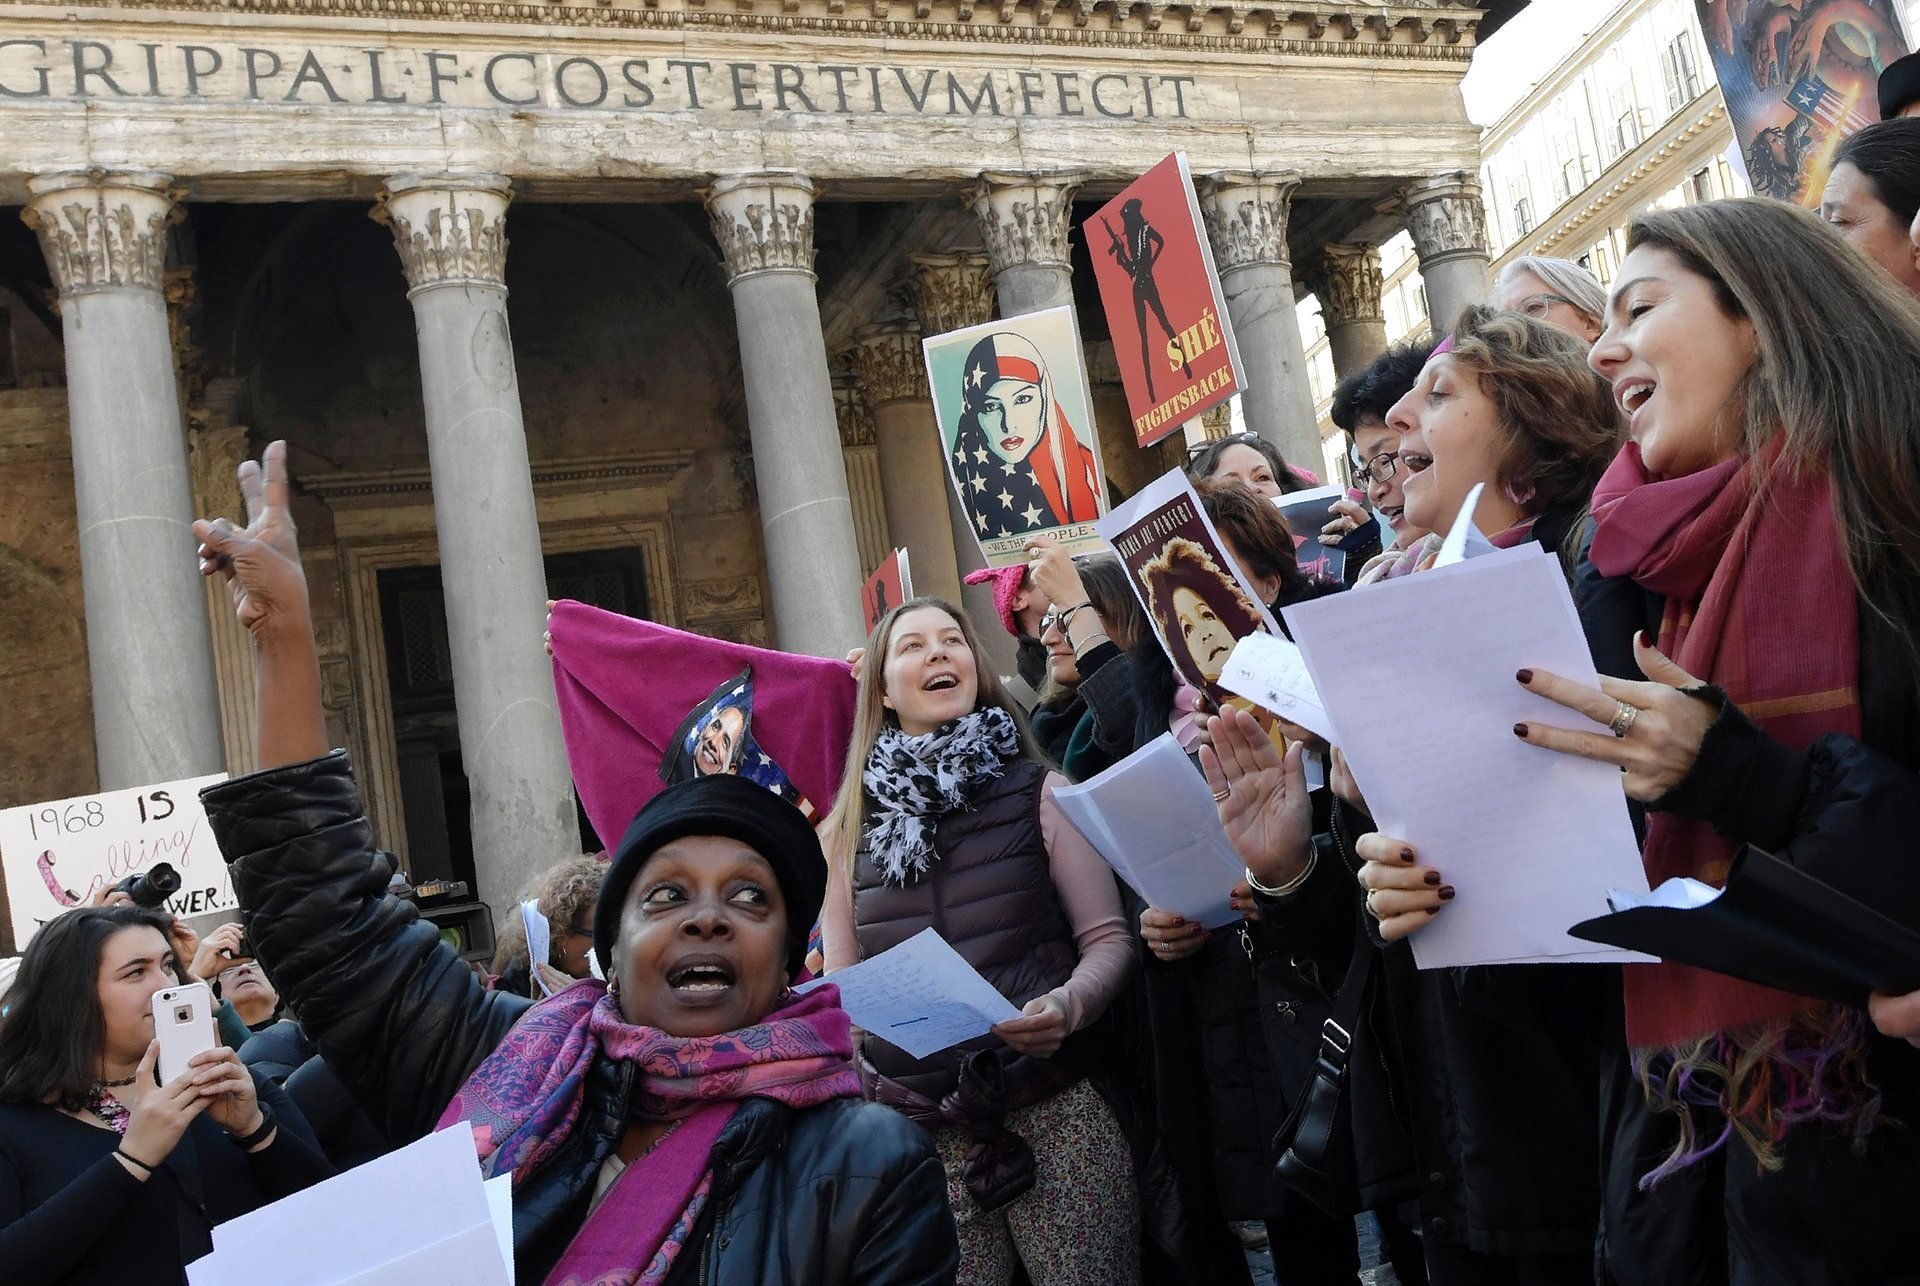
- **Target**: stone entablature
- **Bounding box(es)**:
[0,6,1486,199]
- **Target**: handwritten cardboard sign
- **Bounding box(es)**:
[0,774,231,945]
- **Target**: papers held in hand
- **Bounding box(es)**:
[803,928,1021,1060]
[187,1125,513,1286]
[1051,733,1246,930]
[1218,633,1337,744]
[1573,848,1920,1008]
[1281,544,1651,969]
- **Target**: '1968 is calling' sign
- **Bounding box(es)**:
[0,774,231,945]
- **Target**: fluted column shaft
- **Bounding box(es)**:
[1398,172,1493,337]
[849,320,964,606]
[24,171,223,788]
[1319,243,1391,378]
[376,172,576,912]
[1198,171,1322,475]
[705,171,865,657]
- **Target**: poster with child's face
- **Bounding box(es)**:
[924,306,1109,568]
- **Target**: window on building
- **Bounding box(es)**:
[1689,166,1714,203]
[1514,195,1534,235]
[1663,34,1703,111]
[1613,108,1640,158]
[1557,155,1588,201]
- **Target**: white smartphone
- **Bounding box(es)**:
[152,981,217,1084]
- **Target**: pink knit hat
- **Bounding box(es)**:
[964,565,1031,638]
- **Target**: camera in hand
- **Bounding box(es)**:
[112,862,182,909]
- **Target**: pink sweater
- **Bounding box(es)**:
[822,772,1133,1034]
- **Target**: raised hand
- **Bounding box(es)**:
[187,1046,265,1139]
[117,1040,211,1174]
[1200,705,1313,889]
[193,439,308,640]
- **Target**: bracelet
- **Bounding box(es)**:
[1070,631,1111,657]
[227,1102,277,1150]
[114,1149,155,1176]
[1245,846,1317,900]
[1057,601,1095,630]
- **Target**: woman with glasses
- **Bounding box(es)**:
[1330,342,1436,586]
[1023,544,1147,782]
[1490,256,1606,345]
[1210,306,1625,1286]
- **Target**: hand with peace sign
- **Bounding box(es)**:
[193,439,309,641]
[192,439,329,769]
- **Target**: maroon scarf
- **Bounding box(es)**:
[438,980,861,1286]
[1589,440,1861,1047]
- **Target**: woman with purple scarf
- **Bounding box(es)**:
[189,442,958,1286]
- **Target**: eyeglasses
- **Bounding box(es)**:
[215,961,261,984]
[1353,451,1402,487]
[1039,608,1061,634]
[1515,293,1573,320]
[1185,431,1263,463]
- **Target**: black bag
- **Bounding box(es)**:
[1270,916,1373,1217]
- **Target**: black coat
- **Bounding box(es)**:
[1576,541,1920,1286]
[202,751,958,1286]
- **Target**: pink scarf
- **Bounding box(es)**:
[439,980,861,1286]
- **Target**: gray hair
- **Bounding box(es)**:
[1496,256,1607,327]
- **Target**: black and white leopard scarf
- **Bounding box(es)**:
[862,707,1022,887]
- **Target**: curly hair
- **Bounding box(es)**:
[1445,304,1624,515]
[489,854,608,974]
[1138,536,1264,686]
[1330,340,1435,435]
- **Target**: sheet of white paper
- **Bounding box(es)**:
[335,1224,512,1286]
[1283,545,1652,968]
[186,1252,227,1286]
[521,900,554,997]
[808,928,1021,1058]
[1608,876,1722,913]
[1217,633,1337,743]
[1053,733,1246,929]
[209,1125,504,1286]
[484,1174,515,1285]
[1431,482,1497,568]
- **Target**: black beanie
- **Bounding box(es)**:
[593,773,827,981]
[1882,53,1920,121]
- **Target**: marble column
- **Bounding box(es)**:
[848,319,964,605]
[23,171,223,788]
[1397,172,1493,337]
[910,251,1013,668]
[971,173,1083,317]
[375,173,576,911]
[1319,243,1391,377]
[705,170,866,658]
[831,376,890,578]
[1196,171,1323,476]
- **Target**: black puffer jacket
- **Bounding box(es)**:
[202,751,958,1286]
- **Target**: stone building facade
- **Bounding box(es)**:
[0,0,1511,926]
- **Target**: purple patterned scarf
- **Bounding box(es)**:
[439,979,861,1286]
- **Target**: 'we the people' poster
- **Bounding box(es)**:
[0,774,231,945]
[1086,151,1243,447]
[923,305,1109,568]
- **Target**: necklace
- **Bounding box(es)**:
[99,1073,137,1088]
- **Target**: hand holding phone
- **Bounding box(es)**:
[151,982,218,1084]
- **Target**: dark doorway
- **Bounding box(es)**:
[377,546,651,895]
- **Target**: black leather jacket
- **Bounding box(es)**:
[202,751,958,1286]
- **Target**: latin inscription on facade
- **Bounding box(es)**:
[0,36,1202,119]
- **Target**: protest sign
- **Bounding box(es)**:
[1693,0,1907,206]
[861,547,913,633]
[923,305,1108,567]
[1273,485,1349,584]
[1098,468,1279,708]
[0,773,230,945]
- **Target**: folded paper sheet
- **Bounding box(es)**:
[1053,733,1245,929]
[1217,633,1336,744]
[188,1125,512,1286]
[1283,545,1651,968]
[808,928,1021,1059]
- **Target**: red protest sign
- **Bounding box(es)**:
[861,548,913,633]
[1087,152,1244,448]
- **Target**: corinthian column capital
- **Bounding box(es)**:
[971,172,1083,276]
[1197,170,1302,273]
[848,319,930,408]
[1395,171,1490,266]
[909,251,995,335]
[374,174,513,293]
[704,170,818,284]
[1319,243,1385,327]
[23,170,179,297]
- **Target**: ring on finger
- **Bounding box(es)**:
[1608,700,1640,738]
[1211,787,1231,802]
[1364,888,1383,920]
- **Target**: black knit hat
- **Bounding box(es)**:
[1882,53,1920,121]
[593,773,826,981]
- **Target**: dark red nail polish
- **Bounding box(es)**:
[1513,723,1528,737]
[1425,906,1442,916]
[1424,871,1442,887]
[1516,668,1534,684]
[1400,847,1416,864]
[1438,885,1456,901]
